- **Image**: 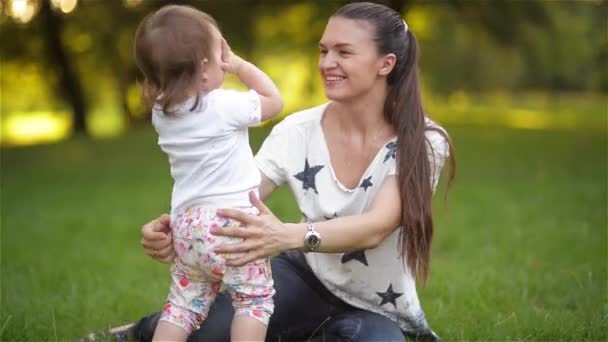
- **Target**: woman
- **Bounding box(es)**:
[133,2,454,341]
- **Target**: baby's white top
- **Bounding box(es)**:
[152,89,262,218]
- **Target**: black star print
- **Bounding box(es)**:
[323,212,338,220]
[341,250,368,266]
[376,284,403,308]
[384,141,397,162]
[360,176,373,191]
[294,159,324,194]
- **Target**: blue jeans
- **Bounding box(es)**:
[132,251,424,341]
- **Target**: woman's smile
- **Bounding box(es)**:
[323,74,347,87]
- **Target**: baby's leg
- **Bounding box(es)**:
[224,257,275,342]
[153,320,189,341]
[154,243,221,341]
[231,315,267,342]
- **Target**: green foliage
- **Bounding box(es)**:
[519,2,606,90]
[1,0,606,139]
[410,1,608,93]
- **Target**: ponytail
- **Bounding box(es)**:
[335,2,456,284]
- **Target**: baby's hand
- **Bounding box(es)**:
[220,38,244,75]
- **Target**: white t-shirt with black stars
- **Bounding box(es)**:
[255,103,449,336]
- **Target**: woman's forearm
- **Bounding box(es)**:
[283,176,402,253]
[285,211,398,253]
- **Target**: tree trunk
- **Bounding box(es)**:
[41,0,88,136]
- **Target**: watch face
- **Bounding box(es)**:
[307,234,320,247]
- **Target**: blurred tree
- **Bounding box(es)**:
[447,0,551,46]
[1,0,606,143]
[63,1,145,126]
[39,0,88,134]
[409,0,607,93]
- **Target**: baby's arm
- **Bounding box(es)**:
[221,39,283,122]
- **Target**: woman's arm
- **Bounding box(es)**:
[291,176,401,252]
[139,174,278,263]
[213,176,401,266]
[258,174,278,202]
[140,214,175,263]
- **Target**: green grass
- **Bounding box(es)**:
[1,122,606,341]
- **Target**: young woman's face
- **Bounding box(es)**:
[318,17,386,102]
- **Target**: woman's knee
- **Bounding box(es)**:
[131,312,162,342]
[327,310,404,342]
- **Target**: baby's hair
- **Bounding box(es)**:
[134,5,219,114]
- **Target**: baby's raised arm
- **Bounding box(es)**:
[220,39,283,121]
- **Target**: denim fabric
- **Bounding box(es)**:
[132,251,405,342]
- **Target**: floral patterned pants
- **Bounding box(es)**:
[159,207,274,334]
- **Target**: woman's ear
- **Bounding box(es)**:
[378,53,397,76]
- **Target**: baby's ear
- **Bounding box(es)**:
[200,59,209,81]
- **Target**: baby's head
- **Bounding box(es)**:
[134,5,224,113]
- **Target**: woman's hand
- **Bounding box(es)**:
[212,191,297,267]
[140,214,175,263]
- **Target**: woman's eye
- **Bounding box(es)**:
[320,50,328,55]
[339,51,351,56]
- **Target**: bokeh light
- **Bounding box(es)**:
[50,0,78,14]
[6,0,40,24]
[2,112,71,146]
[123,0,143,8]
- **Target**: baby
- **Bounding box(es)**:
[134,5,283,341]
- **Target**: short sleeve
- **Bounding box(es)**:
[255,123,289,187]
[151,111,159,131]
[211,89,261,129]
[386,141,398,177]
[150,108,165,136]
[387,162,397,177]
[426,128,450,193]
[386,127,450,193]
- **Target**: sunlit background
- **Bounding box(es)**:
[1,0,606,146]
[1,1,607,340]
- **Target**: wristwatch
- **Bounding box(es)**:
[304,221,321,252]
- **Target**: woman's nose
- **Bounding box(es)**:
[319,53,338,70]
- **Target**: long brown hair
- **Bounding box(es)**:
[133,5,218,114]
[334,2,456,284]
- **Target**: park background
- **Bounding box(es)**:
[1,0,606,340]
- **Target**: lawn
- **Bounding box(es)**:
[1,119,606,340]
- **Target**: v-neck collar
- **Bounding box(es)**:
[317,103,398,193]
